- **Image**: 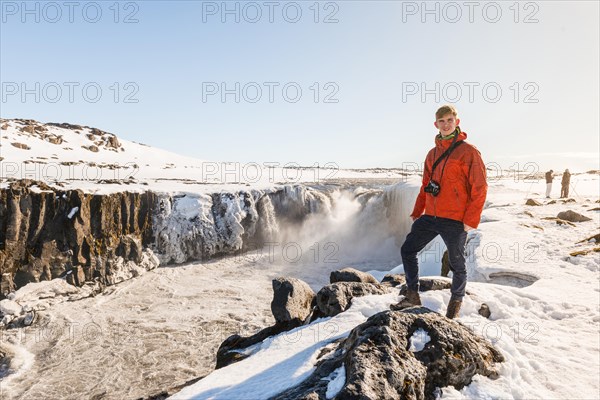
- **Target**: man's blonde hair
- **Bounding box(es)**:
[435,105,458,120]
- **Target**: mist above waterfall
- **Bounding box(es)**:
[263,182,420,287]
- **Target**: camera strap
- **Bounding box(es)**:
[431,138,464,175]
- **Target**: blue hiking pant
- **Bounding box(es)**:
[401,215,468,300]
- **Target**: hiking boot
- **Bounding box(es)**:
[445,299,462,319]
[391,289,422,311]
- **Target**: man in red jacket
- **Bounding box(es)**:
[394,105,487,318]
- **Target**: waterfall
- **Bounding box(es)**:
[257,181,421,285]
[383,180,421,248]
[149,180,420,279]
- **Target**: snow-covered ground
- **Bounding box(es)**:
[168,176,600,400]
[0,173,598,399]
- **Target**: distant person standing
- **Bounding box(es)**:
[561,169,571,198]
[545,170,554,198]
[393,105,487,319]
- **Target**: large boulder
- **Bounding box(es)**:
[218,277,316,370]
[399,277,452,296]
[478,303,492,318]
[216,320,302,369]
[316,282,387,317]
[215,277,315,369]
[330,267,379,285]
[271,277,315,324]
[107,134,121,149]
[381,274,406,288]
[557,210,592,222]
[525,199,542,206]
[271,307,504,400]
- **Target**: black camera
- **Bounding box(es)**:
[424,180,441,196]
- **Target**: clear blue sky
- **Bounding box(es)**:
[1,1,598,171]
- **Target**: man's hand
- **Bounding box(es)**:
[464,224,474,231]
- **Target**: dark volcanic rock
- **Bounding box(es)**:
[218,276,315,369]
[525,199,542,206]
[478,303,492,318]
[107,135,120,149]
[418,278,452,292]
[10,142,30,150]
[557,210,592,223]
[399,278,452,296]
[46,135,63,145]
[270,307,504,400]
[330,267,379,285]
[0,180,157,298]
[556,219,576,227]
[47,122,84,131]
[577,233,600,244]
[21,125,35,134]
[381,274,406,288]
[271,277,315,324]
[217,279,392,373]
[66,265,86,287]
[316,282,387,317]
[216,320,302,369]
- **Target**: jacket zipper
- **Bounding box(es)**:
[432,140,455,219]
[433,148,438,219]
[433,191,437,219]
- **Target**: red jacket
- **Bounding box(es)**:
[410,130,487,228]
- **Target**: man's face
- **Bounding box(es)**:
[434,113,460,136]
